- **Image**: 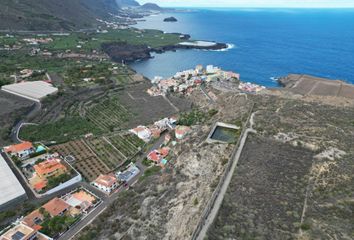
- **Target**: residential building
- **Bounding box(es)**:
[175,126,191,140]
[0,223,37,240]
[42,197,70,217]
[206,65,220,74]
[92,174,118,193]
[63,189,97,214]
[22,209,44,231]
[147,147,170,164]
[129,126,152,142]
[33,158,67,179]
[0,223,52,240]
[4,141,34,160]
[195,65,204,75]
[116,164,140,182]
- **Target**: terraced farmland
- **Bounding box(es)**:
[85,137,127,169]
[84,96,133,131]
[85,133,144,170]
[51,140,110,181]
[107,133,145,157]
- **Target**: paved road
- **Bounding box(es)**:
[1,150,86,205]
[10,102,41,143]
[58,133,168,240]
[196,112,257,240]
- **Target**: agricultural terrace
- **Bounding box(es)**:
[51,140,110,181]
[0,51,78,82]
[85,133,144,170]
[84,96,133,132]
[64,61,136,87]
[44,29,183,53]
[107,133,145,157]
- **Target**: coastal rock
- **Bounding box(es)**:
[101,42,151,62]
[164,16,178,22]
[101,40,228,63]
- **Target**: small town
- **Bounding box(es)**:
[0,65,235,239]
[1,1,354,239]
[147,64,265,97]
[0,108,198,239]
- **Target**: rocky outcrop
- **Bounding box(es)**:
[101,42,151,62]
[164,16,178,22]
[102,41,228,63]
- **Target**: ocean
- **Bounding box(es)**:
[130,8,354,87]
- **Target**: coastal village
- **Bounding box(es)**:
[1,28,354,240]
[1,0,354,239]
[0,61,255,239]
[147,64,265,97]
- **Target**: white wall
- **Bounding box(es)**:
[45,174,82,195]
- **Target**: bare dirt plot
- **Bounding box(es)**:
[117,82,192,128]
[292,77,317,95]
[207,136,314,240]
[338,84,354,98]
[51,140,110,181]
[280,74,354,100]
[310,82,341,96]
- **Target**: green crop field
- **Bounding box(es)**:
[108,133,145,157]
[63,61,134,87]
[84,96,133,131]
[44,29,182,53]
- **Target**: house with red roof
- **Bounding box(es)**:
[92,174,118,194]
[4,141,34,159]
[175,126,191,140]
[129,126,152,142]
[42,197,70,217]
[147,147,170,164]
[22,209,44,231]
[33,158,67,179]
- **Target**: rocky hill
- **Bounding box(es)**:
[0,0,119,31]
[139,3,163,11]
[116,0,140,8]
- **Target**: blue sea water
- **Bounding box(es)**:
[130,8,354,87]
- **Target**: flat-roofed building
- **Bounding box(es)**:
[1,81,58,102]
[0,223,52,240]
[0,154,27,210]
[0,223,36,240]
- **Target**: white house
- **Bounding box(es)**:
[92,174,118,194]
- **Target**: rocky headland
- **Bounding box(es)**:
[102,41,228,63]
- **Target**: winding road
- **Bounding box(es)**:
[10,101,41,143]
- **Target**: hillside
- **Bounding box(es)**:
[0,0,119,31]
[116,0,140,8]
[139,3,163,11]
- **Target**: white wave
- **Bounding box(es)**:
[270,77,279,82]
[212,43,236,52]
